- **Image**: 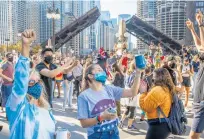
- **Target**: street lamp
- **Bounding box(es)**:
[46,2,61,52]
[5,39,10,52]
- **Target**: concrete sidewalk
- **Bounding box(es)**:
[0,94,204,139]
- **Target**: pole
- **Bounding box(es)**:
[7,41,8,52]
[52,0,55,52]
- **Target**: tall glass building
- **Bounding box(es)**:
[39,1,65,43]
[0,1,19,45]
[137,0,157,53]
[156,0,186,41]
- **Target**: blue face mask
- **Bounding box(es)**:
[27,83,43,99]
[94,71,107,84]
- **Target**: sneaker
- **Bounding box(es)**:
[57,96,60,98]
[127,125,139,131]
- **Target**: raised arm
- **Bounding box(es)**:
[39,58,78,79]
[186,19,201,50]
[196,11,204,50]
[6,30,36,111]
[122,69,142,97]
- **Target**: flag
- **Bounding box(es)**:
[99,47,106,58]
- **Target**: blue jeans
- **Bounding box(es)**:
[1,84,13,107]
[63,80,74,108]
[88,128,120,139]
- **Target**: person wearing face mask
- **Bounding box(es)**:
[0,53,14,115]
[78,63,141,139]
[36,48,78,108]
[6,29,62,139]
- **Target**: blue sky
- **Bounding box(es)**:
[100,0,137,18]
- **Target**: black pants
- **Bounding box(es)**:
[74,76,82,97]
[146,122,171,139]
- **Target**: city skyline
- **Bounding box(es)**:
[1,0,203,55]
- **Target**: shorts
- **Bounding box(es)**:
[191,102,204,133]
[182,77,191,87]
[124,106,136,119]
[56,80,63,83]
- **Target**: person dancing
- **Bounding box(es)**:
[186,10,204,139]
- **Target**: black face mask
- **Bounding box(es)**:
[8,57,13,62]
[169,62,177,69]
[44,56,53,64]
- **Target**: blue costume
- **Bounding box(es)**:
[6,56,56,139]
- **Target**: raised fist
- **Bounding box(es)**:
[22,29,36,45]
[196,10,203,25]
[186,19,194,30]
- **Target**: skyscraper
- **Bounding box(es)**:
[39,1,65,43]
[137,0,157,53]
[82,0,101,51]
[110,18,117,26]
[156,0,186,41]
[99,21,117,51]
[0,1,65,46]
[101,11,111,21]
[0,1,18,45]
[186,1,204,45]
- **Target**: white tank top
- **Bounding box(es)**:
[182,64,191,77]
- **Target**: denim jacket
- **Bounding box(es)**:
[6,56,56,139]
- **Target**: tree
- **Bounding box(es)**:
[8,41,22,52]
[0,45,6,53]
[32,45,41,54]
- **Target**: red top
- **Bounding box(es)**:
[122,57,128,68]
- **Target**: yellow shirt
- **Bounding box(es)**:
[139,86,172,119]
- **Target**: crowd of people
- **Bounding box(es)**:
[0,10,203,139]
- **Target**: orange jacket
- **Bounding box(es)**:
[139,86,172,120]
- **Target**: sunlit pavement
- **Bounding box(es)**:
[0,93,204,139]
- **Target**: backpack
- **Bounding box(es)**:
[157,94,187,135]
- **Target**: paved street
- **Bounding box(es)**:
[0,94,204,139]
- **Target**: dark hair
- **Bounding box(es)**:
[41,48,53,55]
[112,63,123,75]
[81,64,97,91]
[163,65,177,86]
[6,53,12,58]
[145,66,151,75]
[153,68,176,96]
